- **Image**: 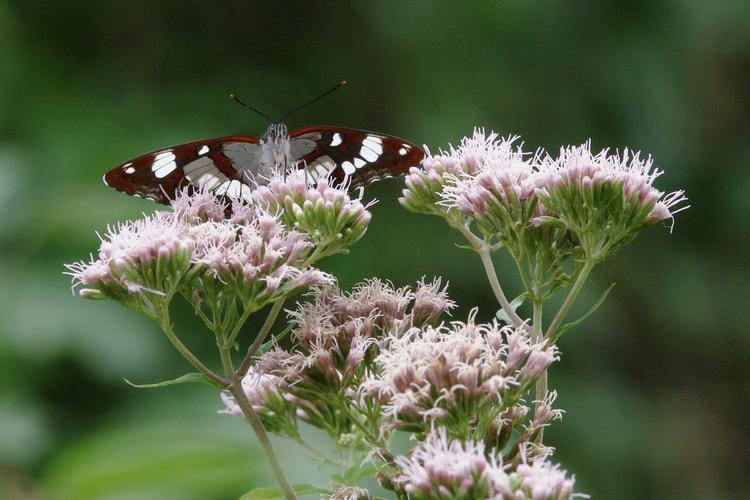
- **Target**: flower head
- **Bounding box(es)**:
[190,213,332,308]
[534,143,689,260]
[507,456,579,500]
[400,129,517,217]
[395,429,581,500]
[361,315,556,435]
[65,214,192,316]
[170,188,228,224]
[67,188,337,315]
[256,278,455,437]
[395,428,499,499]
[253,171,373,256]
[220,367,299,437]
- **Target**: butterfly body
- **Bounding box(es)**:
[104,123,424,204]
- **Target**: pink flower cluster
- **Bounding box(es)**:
[220,366,301,437]
[401,130,522,215]
[66,186,352,312]
[535,143,688,229]
[252,279,455,436]
[395,428,579,500]
[360,315,557,433]
[253,171,373,252]
[66,214,192,306]
[188,213,331,304]
[401,129,688,254]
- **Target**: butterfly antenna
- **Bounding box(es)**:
[277,80,347,123]
[229,94,274,123]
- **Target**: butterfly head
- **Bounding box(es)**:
[261,123,292,172]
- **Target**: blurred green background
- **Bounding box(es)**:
[1,1,748,499]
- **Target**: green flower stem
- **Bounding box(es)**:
[544,260,594,342]
[218,339,235,375]
[225,305,254,350]
[532,301,547,445]
[477,247,525,328]
[295,437,340,466]
[455,223,524,328]
[157,306,227,388]
[228,375,299,500]
[238,298,286,377]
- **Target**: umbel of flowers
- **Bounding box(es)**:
[401,129,688,303]
[67,176,373,317]
[360,314,557,440]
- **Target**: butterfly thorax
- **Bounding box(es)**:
[260,123,293,173]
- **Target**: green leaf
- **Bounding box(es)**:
[239,484,330,499]
[532,215,567,229]
[496,294,525,325]
[552,282,616,342]
[123,372,222,390]
[453,242,476,252]
[346,464,378,483]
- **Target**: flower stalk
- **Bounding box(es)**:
[228,375,299,500]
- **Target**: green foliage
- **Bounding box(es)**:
[123,372,223,390]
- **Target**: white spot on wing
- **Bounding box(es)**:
[184,156,231,189]
[361,136,383,162]
[307,155,335,178]
[151,151,177,179]
[216,179,252,200]
[196,173,223,190]
[363,136,383,152]
[124,166,136,174]
[342,161,356,175]
[198,145,210,155]
[360,147,379,163]
[354,158,367,169]
[398,147,408,156]
[330,133,343,147]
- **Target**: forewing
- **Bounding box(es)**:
[289,126,424,188]
[103,136,261,204]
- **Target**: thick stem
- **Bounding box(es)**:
[532,301,547,444]
[238,299,286,377]
[545,260,594,342]
[158,307,227,388]
[229,377,298,500]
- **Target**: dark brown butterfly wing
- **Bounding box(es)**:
[103,136,260,204]
[290,125,424,188]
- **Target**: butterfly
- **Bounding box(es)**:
[103,122,424,203]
